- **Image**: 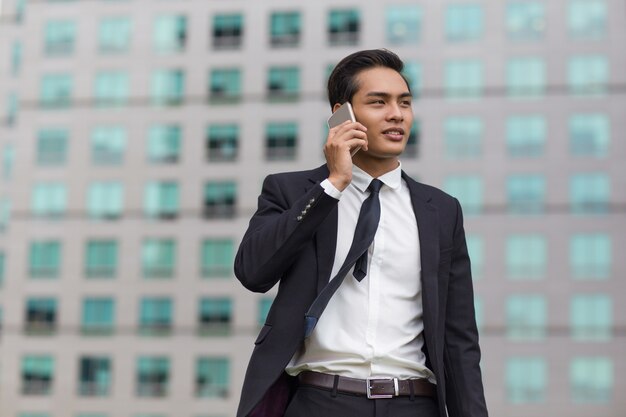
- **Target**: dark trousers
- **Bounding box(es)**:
[284,384,439,417]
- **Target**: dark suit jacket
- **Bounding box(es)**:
[234,164,488,417]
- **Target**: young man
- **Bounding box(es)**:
[235,49,488,417]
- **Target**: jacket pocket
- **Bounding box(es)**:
[254,324,273,345]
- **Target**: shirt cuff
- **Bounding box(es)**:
[320,179,342,200]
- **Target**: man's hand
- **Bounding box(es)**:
[324,120,368,191]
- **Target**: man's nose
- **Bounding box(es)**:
[386,103,404,121]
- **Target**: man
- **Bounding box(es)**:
[235,49,488,417]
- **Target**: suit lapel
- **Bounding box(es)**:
[305,165,339,293]
[402,172,440,334]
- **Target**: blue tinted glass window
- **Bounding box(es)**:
[570,173,610,214]
[570,234,611,280]
[507,58,545,98]
[506,2,545,40]
[443,175,483,214]
[506,234,547,279]
[569,0,606,39]
[506,295,546,340]
[569,114,609,157]
[506,357,546,403]
[445,5,483,41]
[445,117,482,158]
[506,116,545,157]
[571,294,612,341]
[386,5,421,44]
[570,357,613,403]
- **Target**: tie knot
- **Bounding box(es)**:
[368,179,383,194]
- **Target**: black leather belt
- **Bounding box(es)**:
[297,371,436,399]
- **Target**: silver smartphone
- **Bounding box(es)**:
[327,102,360,156]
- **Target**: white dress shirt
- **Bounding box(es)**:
[286,163,435,382]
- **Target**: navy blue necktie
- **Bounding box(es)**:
[304,179,383,338]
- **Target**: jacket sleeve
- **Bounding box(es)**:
[443,199,489,417]
[234,173,339,293]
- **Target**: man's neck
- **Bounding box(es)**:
[352,157,400,179]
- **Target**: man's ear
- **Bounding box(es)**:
[332,103,342,113]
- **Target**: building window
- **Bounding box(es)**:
[258,298,273,326]
[445,60,483,99]
[569,114,609,157]
[196,358,229,398]
[506,116,545,158]
[403,121,421,158]
[85,240,118,278]
[142,239,175,278]
[443,176,483,215]
[402,61,422,97]
[569,173,609,214]
[91,126,126,165]
[140,298,172,335]
[444,117,482,158]
[22,356,54,395]
[82,297,115,334]
[87,182,124,220]
[213,13,243,49]
[12,41,22,75]
[267,67,300,100]
[198,298,232,335]
[506,2,545,40]
[506,295,546,340]
[0,252,4,287]
[571,294,612,341]
[94,72,129,107]
[568,56,609,96]
[203,181,236,219]
[506,58,545,98]
[445,5,483,42]
[137,357,169,397]
[40,73,72,108]
[148,125,181,164]
[328,9,360,46]
[32,183,66,218]
[506,234,546,279]
[506,357,546,403]
[25,297,57,333]
[144,181,179,219]
[466,234,484,279]
[209,68,241,103]
[570,357,612,403]
[0,198,10,231]
[270,11,301,47]
[2,145,14,180]
[207,124,238,162]
[99,17,131,53]
[78,356,111,396]
[29,241,61,279]
[506,174,545,214]
[386,5,421,44]
[474,296,483,330]
[151,69,185,106]
[568,0,606,39]
[201,239,233,278]
[570,234,611,280]
[266,122,297,160]
[37,129,68,165]
[44,20,76,55]
[154,15,186,53]
[7,92,19,125]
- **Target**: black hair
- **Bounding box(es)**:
[327,49,409,109]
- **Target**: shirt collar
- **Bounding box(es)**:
[351,162,403,193]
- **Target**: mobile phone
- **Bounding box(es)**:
[327,102,360,156]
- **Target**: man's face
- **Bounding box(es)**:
[349,66,413,162]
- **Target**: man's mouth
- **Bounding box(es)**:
[382,128,405,140]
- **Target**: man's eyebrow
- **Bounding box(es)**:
[365,91,413,98]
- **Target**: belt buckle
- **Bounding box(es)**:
[366,377,399,399]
